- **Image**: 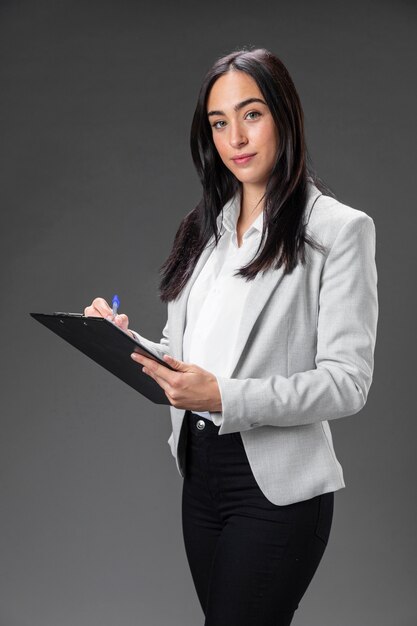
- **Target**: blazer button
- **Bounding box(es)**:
[196,420,206,430]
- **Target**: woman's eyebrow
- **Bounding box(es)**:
[207,97,267,117]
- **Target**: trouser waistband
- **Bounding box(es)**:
[187,411,221,435]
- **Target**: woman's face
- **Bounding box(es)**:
[207,70,279,192]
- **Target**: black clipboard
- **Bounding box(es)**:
[30,312,174,405]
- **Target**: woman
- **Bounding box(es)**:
[85,48,378,625]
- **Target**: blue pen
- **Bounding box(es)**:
[112,294,120,319]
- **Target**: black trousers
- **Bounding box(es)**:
[181,412,334,626]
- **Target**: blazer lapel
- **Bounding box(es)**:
[225,266,286,377]
[170,182,322,374]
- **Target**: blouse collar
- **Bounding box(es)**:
[217,191,264,237]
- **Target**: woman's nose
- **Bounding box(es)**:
[229,123,248,148]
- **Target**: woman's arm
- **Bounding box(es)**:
[212,214,378,434]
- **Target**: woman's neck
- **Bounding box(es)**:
[240,185,266,221]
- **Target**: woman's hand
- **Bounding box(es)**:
[131,352,223,413]
[84,297,135,339]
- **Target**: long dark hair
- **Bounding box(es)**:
[158,47,333,303]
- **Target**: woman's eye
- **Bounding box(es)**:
[246,111,261,120]
[212,120,226,129]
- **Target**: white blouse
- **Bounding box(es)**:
[183,192,264,423]
[133,192,265,425]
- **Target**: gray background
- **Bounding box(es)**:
[1,1,415,624]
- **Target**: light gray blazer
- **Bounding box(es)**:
[141,182,378,505]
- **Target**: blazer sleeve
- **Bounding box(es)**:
[211,214,378,434]
[131,318,171,360]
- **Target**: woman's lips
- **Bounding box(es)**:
[231,153,256,165]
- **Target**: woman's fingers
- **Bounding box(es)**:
[83,299,131,335]
[113,313,129,332]
[84,297,112,318]
[84,304,102,316]
[92,297,113,317]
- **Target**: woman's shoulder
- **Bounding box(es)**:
[306,186,375,249]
